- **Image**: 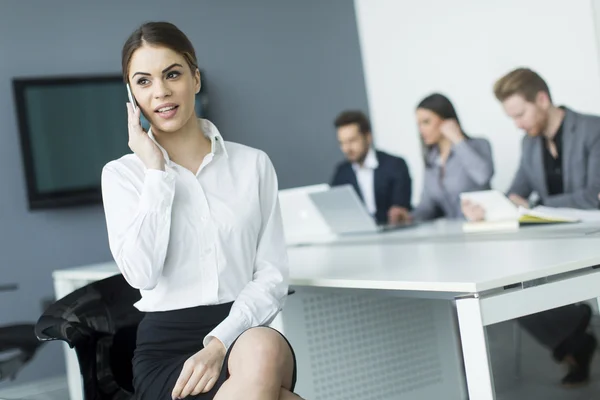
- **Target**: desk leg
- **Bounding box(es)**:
[53,277,84,400]
[456,296,496,400]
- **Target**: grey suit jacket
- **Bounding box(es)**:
[508,107,600,209]
[412,137,494,221]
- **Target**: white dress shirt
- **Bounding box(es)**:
[101,118,289,350]
[352,147,379,215]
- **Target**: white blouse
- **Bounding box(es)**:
[351,147,378,215]
[100,119,289,350]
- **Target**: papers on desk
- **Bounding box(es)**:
[460,190,520,232]
[460,190,518,222]
[460,190,600,233]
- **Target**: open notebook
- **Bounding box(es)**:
[519,206,580,224]
[521,206,600,224]
[459,190,593,232]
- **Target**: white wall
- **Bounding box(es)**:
[354,0,600,204]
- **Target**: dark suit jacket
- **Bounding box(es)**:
[331,150,412,224]
[508,107,600,209]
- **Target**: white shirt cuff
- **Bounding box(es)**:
[203,307,251,350]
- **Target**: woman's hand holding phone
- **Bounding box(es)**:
[439,119,465,144]
[126,102,165,171]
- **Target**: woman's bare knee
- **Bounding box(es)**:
[228,327,294,389]
[279,388,305,399]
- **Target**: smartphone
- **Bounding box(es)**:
[126,83,138,112]
[126,83,151,130]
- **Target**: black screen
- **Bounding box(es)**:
[12,74,207,210]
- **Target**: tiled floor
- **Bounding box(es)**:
[498,382,600,400]
[0,378,67,400]
[491,317,600,400]
[1,388,68,400]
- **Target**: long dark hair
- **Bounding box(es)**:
[416,93,469,166]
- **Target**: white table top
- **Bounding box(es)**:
[289,219,600,246]
[288,236,600,293]
[53,220,600,295]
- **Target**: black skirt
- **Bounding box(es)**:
[132,302,297,399]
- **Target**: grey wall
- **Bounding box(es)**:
[0,0,368,386]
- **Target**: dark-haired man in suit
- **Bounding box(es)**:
[331,110,412,225]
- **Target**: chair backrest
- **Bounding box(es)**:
[36,274,142,399]
[36,274,141,344]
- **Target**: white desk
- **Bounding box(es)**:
[290,218,600,247]
[53,221,600,400]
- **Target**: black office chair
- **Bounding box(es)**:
[35,274,143,400]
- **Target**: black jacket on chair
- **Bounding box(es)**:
[331,150,412,225]
[35,274,143,400]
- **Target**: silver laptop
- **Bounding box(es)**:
[278,184,336,244]
[308,184,413,235]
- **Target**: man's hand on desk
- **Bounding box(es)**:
[461,199,485,222]
[388,206,411,225]
[508,194,529,209]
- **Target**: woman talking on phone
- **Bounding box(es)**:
[101,22,300,400]
[397,93,495,222]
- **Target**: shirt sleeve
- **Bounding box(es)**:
[544,129,600,208]
[203,153,289,349]
[101,163,176,290]
[411,172,440,221]
[390,157,412,209]
[452,139,494,186]
[507,137,534,199]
